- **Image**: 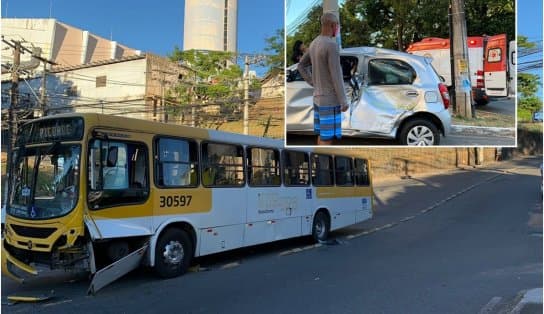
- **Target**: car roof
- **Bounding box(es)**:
[341,46,428,62]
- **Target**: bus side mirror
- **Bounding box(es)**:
[107,147,118,167]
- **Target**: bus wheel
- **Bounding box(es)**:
[154,228,193,278]
[312,211,330,243]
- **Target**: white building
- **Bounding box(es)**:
[183,0,238,52]
[1,53,194,121]
[1,18,141,77]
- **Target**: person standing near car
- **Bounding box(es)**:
[291,40,306,64]
[297,12,348,145]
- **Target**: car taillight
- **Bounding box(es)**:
[476,70,484,88]
[439,83,450,109]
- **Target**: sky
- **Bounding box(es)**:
[518,0,543,99]
[1,0,284,75]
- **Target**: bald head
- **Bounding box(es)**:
[320,12,339,36]
[321,12,338,27]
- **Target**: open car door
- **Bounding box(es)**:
[484,34,508,97]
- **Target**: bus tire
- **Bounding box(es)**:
[154,228,193,278]
[312,211,330,243]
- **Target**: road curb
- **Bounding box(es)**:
[451,125,515,137]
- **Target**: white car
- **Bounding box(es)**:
[286,47,452,146]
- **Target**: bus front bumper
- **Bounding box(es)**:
[1,240,38,283]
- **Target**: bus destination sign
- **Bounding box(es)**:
[17,117,84,145]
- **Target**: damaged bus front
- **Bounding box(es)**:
[1,116,146,293]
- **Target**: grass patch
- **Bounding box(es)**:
[452,110,515,128]
[518,122,543,133]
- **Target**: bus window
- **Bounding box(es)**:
[312,154,334,186]
[88,139,149,209]
[335,156,354,186]
[354,158,370,186]
[155,138,198,187]
[282,151,310,186]
[247,147,280,186]
[201,142,245,187]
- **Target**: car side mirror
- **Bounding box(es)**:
[286,70,295,82]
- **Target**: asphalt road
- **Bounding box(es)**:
[478,97,516,117]
[2,156,542,314]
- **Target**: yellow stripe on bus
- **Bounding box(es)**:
[316,186,372,198]
[90,189,212,220]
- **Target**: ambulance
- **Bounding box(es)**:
[407,34,514,105]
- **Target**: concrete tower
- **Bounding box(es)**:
[183,0,238,52]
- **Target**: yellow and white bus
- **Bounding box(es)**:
[2,113,373,292]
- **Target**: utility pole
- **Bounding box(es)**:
[243,55,249,135]
[4,41,21,209]
[450,0,473,118]
[323,0,341,48]
[241,54,267,135]
[40,62,47,116]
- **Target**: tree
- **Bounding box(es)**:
[517,73,542,120]
[465,0,515,41]
[168,47,243,104]
[517,35,536,49]
[289,0,514,51]
[264,29,285,75]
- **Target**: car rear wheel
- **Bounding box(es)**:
[399,119,440,146]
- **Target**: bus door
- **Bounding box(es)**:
[484,34,508,97]
[245,148,303,246]
[197,142,246,255]
[87,130,153,239]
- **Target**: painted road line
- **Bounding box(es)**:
[478,296,502,314]
[279,243,322,256]
[220,261,241,269]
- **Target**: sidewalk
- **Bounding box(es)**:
[451,124,515,137]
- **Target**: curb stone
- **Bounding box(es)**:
[451,124,515,137]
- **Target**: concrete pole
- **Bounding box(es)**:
[40,62,47,116]
[451,0,473,118]
[243,55,249,135]
[323,0,341,48]
[5,41,21,209]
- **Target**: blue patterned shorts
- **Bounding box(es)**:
[313,104,342,141]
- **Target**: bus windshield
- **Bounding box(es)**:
[9,144,81,220]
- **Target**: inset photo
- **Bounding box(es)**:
[285,0,516,146]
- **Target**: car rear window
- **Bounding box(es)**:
[368,59,416,85]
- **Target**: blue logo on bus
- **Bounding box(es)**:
[306,189,312,199]
[362,198,367,204]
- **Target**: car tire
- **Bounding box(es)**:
[312,211,330,243]
[154,228,193,278]
[475,98,488,106]
[399,119,440,146]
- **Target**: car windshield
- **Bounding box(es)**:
[9,144,81,220]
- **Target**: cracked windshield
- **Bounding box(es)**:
[10,145,80,219]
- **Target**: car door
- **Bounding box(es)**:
[349,57,422,136]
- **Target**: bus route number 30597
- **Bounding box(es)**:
[159,195,192,208]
